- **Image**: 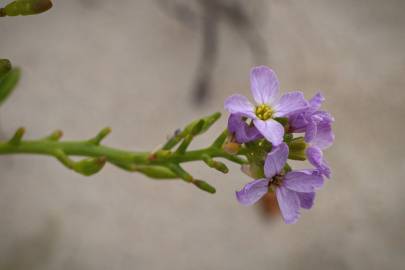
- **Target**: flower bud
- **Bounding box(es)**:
[288,137,307,161]
[241,163,264,179]
[0,68,20,105]
[0,59,12,78]
[74,156,106,176]
[1,0,52,16]
[223,142,240,155]
[193,180,216,194]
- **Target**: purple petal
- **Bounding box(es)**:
[310,121,334,150]
[308,92,325,111]
[253,119,285,146]
[288,112,308,132]
[228,114,262,143]
[224,94,256,118]
[313,111,334,124]
[264,142,289,178]
[250,66,279,104]
[297,192,315,209]
[273,91,308,117]
[228,114,243,133]
[276,186,300,224]
[283,169,324,192]
[306,146,331,178]
[304,118,317,142]
[236,178,270,206]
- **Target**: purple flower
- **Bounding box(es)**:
[224,66,308,146]
[228,114,263,143]
[305,120,334,178]
[236,143,324,224]
[289,92,334,142]
[289,92,334,178]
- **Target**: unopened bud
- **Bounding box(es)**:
[288,137,307,161]
[74,156,106,176]
[223,142,240,155]
[241,163,264,179]
[193,180,216,194]
[0,68,20,105]
[1,0,52,16]
[0,59,12,78]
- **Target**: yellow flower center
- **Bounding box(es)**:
[255,104,274,120]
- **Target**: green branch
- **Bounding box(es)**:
[0,113,247,193]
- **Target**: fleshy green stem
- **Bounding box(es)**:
[0,139,245,167]
[0,113,247,193]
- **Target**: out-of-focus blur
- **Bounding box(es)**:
[0,0,404,269]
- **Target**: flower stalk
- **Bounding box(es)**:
[0,113,247,193]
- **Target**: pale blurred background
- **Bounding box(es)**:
[0,0,404,269]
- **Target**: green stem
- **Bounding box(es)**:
[0,137,246,175]
[0,113,247,193]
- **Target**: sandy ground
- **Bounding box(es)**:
[0,0,404,269]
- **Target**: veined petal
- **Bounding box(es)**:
[276,186,300,224]
[306,146,331,178]
[297,192,315,209]
[283,169,324,192]
[311,121,334,150]
[250,66,279,105]
[236,178,270,206]
[309,92,325,111]
[224,94,256,118]
[253,119,284,146]
[273,91,308,117]
[264,142,289,178]
[289,112,308,132]
[304,118,317,142]
[313,111,334,124]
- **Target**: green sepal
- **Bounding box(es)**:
[274,117,289,127]
[283,133,293,143]
[283,162,292,173]
[244,139,272,164]
[288,137,307,161]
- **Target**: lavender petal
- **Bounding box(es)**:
[236,178,270,206]
[297,192,315,209]
[276,186,300,224]
[304,118,317,142]
[250,66,279,105]
[253,118,285,146]
[224,94,256,118]
[308,92,325,111]
[264,142,289,178]
[310,121,335,150]
[283,169,324,192]
[306,146,331,178]
[273,91,308,117]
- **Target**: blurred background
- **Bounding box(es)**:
[1,0,404,269]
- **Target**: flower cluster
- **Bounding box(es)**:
[224,66,334,224]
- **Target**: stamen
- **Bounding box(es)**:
[255,104,274,120]
[271,174,284,188]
